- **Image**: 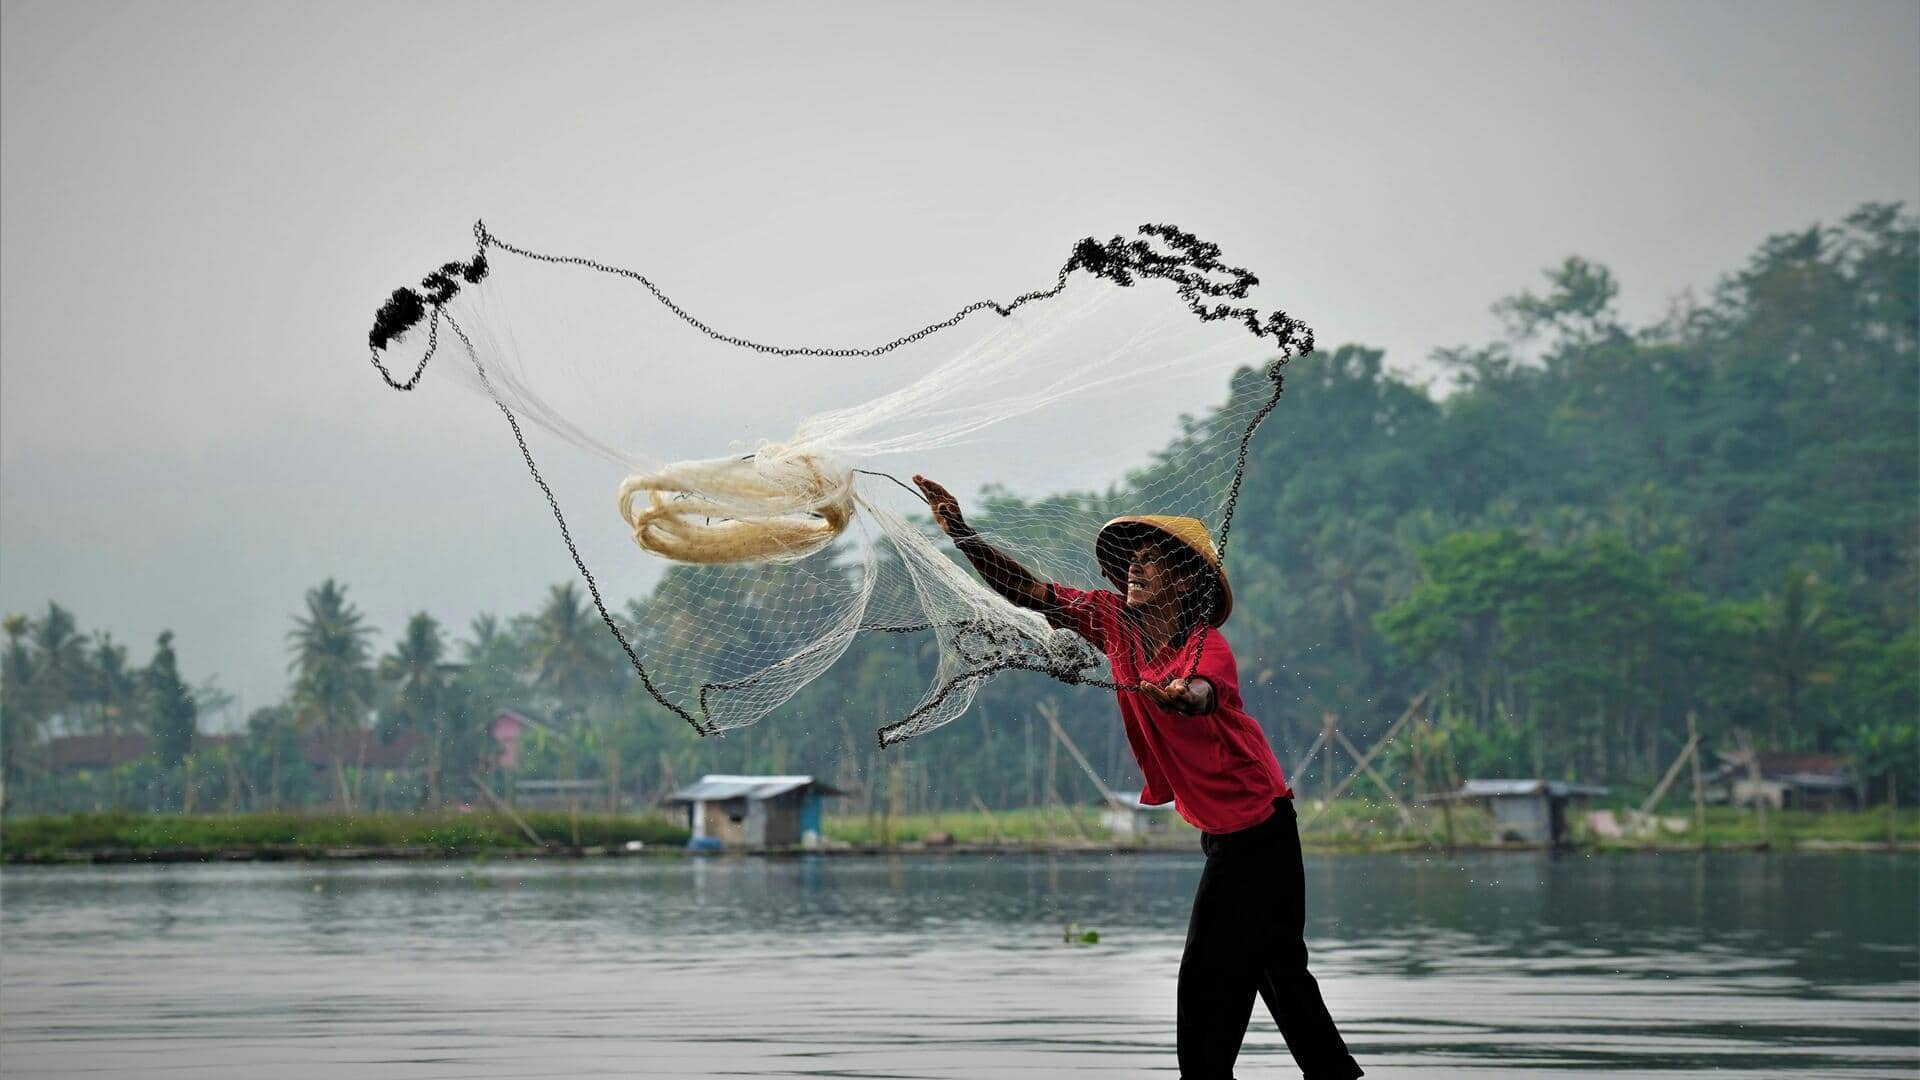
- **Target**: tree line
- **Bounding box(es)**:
[2,203,1913,817]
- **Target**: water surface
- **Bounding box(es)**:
[2,851,1914,1078]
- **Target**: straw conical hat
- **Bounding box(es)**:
[1094,515,1233,626]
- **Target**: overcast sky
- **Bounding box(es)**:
[3,0,1916,726]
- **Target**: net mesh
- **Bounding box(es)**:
[367,223,1310,745]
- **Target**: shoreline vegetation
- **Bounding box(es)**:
[5,803,1915,864]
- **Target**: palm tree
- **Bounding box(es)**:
[464,612,506,662]
[287,579,376,809]
[529,583,613,716]
[146,631,198,805]
[91,632,138,807]
[30,603,90,737]
[529,582,618,813]
[1,613,40,814]
[379,613,453,806]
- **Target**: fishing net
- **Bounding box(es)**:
[366,223,1310,746]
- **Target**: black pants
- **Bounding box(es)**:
[1178,798,1362,1080]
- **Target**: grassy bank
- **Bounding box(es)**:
[824,805,1145,846]
[3,802,1914,861]
[825,799,1519,849]
[1587,804,1920,849]
[824,800,1920,851]
[0,810,690,860]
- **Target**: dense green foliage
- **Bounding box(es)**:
[2,204,1913,819]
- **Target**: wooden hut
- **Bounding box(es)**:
[663,775,848,849]
[1420,778,1608,848]
[1706,751,1856,810]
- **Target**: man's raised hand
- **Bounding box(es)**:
[912,475,971,539]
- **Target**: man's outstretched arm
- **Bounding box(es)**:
[913,475,1059,615]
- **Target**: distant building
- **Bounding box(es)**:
[1100,791,1174,838]
[44,733,242,775]
[1420,778,1609,848]
[491,710,540,769]
[42,730,424,780]
[1706,751,1855,811]
[662,775,848,849]
[301,729,424,773]
[511,777,615,810]
[43,735,161,774]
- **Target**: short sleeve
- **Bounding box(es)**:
[1045,583,1115,649]
[1185,627,1241,701]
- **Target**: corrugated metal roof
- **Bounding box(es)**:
[1779,772,1853,791]
[663,774,846,802]
[1420,778,1609,802]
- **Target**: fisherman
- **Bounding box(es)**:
[914,474,1363,1080]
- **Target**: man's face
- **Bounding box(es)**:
[1125,544,1182,610]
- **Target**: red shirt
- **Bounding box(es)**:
[1047,584,1292,834]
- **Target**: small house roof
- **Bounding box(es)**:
[662,774,847,803]
[1420,778,1609,802]
[1775,771,1854,791]
[493,709,561,736]
[1711,751,1849,784]
[45,734,155,770]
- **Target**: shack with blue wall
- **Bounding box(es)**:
[663,775,848,849]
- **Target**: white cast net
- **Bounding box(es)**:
[367,223,1311,745]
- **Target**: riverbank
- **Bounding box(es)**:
[0,809,689,863]
[4,803,1916,863]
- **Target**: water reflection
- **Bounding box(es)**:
[2,852,1914,1078]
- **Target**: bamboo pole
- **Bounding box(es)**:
[970,794,1004,844]
[1638,733,1701,817]
[1288,724,1332,786]
[1686,712,1707,846]
[1305,689,1430,799]
[1437,721,1462,850]
[470,770,544,846]
[1025,712,1035,809]
[1303,689,1431,829]
[1049,784,1095,841]
[1045,714,1060,841]
[607,741,622,816]
[866,750,879,841]
[1737,730,1771,848]
[1322,713,1335,806]
[886,756,903,846]
[1332,727,1419,831]
[1889,774,1899,847]
[1042,702,1117,804]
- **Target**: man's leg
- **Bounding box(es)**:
[1255,801,1363,1079]
[1178,836,1263,1079]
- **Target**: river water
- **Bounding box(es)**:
[1,851,1914,1078]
